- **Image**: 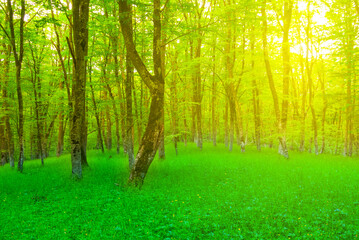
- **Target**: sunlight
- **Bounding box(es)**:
[290,1,330,58]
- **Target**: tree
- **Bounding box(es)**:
[70,0,90,178]
[119,0,164,186]
[6,0,26,171]
[262,0,292,158]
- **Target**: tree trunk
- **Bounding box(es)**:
[228,88,235,152]
[299,54,306,152]
[0,121,6,166]
[190,41,196,143]
[279,0,293,159]
[71,0,90,179]
[89,63,104,153]
[119,0,164,187]
[251,27,261,151]
[111,36,122,154]
[32,69,44,164]
[7,0,25,171]
[105,91,112,150]
[306,2,318,155]
[344,9,354,157]
[158,16,167,159]
[318,58,327,154]
[195,37,203,150]
[125,51,135,168]
[211,40,217,147]
[50,5,71,157]
[170,49,179,155]
[1,41,14,167]
[224,100,229,147]
[237,102,245,152]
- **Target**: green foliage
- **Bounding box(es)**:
[1,144,359,239]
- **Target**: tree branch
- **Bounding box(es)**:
[66,36,76,67]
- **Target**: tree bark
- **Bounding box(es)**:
[251,27,261,151]
[299,54,307,152]
[89,61,104,153]
[111,36,122,154]
[262,0,291,158]
[71,0,90,178]
[1,40,14,167]
[211,39,217,147]
[279,0,293,159]
[344,5,354,157]
[170,49,179,155]
[125,50,135,168]
[224,100,229,147]
[119,0,164,186]
[7,0,25,171]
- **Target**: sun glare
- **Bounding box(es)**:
[291,1,330,58]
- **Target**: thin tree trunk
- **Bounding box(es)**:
[237,102,245,152]
[190,41,196,143]
[224,100,229,147]
[170,49,179,155]
[211,39,217,147]
[111,36,122,154]
[195,37,203,150]
[279,0,293,159]
[306,2,318,155]
[344,8,354,156]
[7,0,25,171]
[1,41,14,166]
[105,91,112,150]
[299,54,306,152]
[251,27,261,151]
[158,12,167,159]
[125,51,135,168]
[183,108,188,147]
[89,63,104,153]
[319,61,327,154]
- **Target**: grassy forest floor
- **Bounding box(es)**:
[1,143,359,239]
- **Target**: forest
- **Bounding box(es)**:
[0,0,359,238]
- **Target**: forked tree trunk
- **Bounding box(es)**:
[119,0,164,187]
[262,0,291,159]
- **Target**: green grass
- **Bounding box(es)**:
[1,143,359,239]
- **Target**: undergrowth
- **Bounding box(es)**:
[1,143,359,239]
